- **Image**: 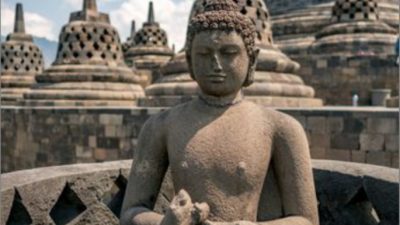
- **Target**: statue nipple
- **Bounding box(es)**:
[237,161,247,176]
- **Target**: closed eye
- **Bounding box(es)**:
[221,47,239,55]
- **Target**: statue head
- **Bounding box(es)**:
[186,0,258,97]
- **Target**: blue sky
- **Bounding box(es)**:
[1,0,194,49]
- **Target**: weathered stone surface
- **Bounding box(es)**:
[366,152,392,167]
[309,133,330,148]
[309,147,326,160]
[1,160,398,225]
[391,153,399,168]
[325,149,351,161]
[327,117,344,133]
[1,160,132,225]
[360,134,385,151]
[331,133,359,150]
[367,118,398,134]
[351,151,366,164]
[307,116,327,133]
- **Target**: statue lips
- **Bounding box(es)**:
[207,73,227,83]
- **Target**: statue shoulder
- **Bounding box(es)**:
[263,109,305,137]
[140,109,171,135]
[144,101,193,129]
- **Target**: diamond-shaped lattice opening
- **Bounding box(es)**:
[344,187,380,224]
[50,183,87,225]
[102,175,128,218]
[6,189,32,225]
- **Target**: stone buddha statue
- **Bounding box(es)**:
[121,0,318,225]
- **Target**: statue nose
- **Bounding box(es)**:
[212,54,223,72]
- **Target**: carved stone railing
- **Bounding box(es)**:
[1,160,398,225]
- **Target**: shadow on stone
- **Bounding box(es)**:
[102,174,127,218]
[50,183,87,225]
[364,176,399,224]
[314,169,379,225]
[6,189,32,225]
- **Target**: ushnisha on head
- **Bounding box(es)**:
[186,0,257,88]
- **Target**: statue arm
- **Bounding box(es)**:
[266,116,319,225]
[120,114,169,225]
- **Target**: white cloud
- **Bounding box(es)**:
[1,4,57,41]
[110,0,195,50]
[64,0,83,9]
[1,0,196,47]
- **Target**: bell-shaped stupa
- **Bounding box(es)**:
[266,0,399,57]
[1,3,45,105]
[306,0,398,105]
[311,0,397,55]
[140,0,323,107]
[123,1,174,85]
[24,0,144,106]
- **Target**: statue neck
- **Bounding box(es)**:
[198,91,244,108]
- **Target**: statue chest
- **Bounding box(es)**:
[167,113,272,194]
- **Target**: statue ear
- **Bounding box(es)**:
[243,48,259,87]
[186,53,196,81]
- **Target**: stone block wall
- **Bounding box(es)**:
[1,107,161,173]
[294,55,399,105]
[283,107,399,168]
[1,106,398,173]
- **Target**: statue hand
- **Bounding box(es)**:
[192,202,210,224]
[162,190,210,225]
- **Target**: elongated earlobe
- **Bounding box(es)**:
[243,48,259,87]
[186,55,196,81]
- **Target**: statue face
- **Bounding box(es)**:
[190,30,250,97]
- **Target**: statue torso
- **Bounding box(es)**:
[164,100,275,222]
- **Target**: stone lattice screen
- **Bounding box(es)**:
[1,160,398,225]
[134,26,168,46]
[1,42,44,74]
[332,0,379,22]
[54,23,125,66]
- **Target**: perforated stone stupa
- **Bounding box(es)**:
[266,0,399,56]
[303,0,398,105]
[1,4,44,105]
[140,0,323,107]
[311,0,397,55]
[123,2,174,85]
[24,0,144,106]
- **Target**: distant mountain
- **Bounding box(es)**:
[1,35,58,67]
